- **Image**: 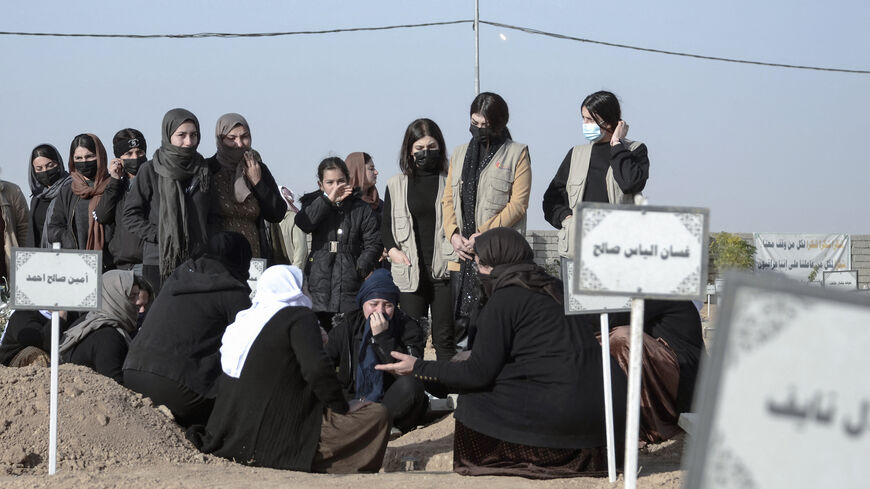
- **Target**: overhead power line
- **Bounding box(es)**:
[1,19,867,74]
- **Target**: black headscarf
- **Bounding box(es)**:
[474,227,563,304]
[205,231,252,283]
[28,144,70,199]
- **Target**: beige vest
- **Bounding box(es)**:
[387,173,454,292]
[558,139,644,257]
[449,140,528,241]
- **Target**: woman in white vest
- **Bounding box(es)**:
[442,92,531,349]
[382,119,456,361]
[543,90,650,258]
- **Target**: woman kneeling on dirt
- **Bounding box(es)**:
[377,227,628,479]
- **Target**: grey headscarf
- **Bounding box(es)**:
[214,112,256,203]
[59,270,138,354]
[151,108,209,279]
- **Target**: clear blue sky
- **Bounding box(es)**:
[2,1,868,232]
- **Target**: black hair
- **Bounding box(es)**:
[132,275,154,304]
[581,91,621,130]
[470,91,511,138]
[317,157,349,182]
[69,133,96,158]
[30,144,62,164]
[398,118,448,176]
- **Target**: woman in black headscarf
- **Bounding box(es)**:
[123,231,253,427]
[124,108,216,294]
[26,144,71,247]
[377,227,627,479]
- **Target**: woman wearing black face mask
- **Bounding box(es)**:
[92,128,149,273]
[441,92,531,350]
[27,144,71,248]
[381,118,456,361]
[46,133,114,267]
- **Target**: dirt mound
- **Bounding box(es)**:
[0,364,227,475]
[383,414,455,472]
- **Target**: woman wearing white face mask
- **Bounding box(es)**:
[542,91,649,257]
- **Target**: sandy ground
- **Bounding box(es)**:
[0,362,686,488]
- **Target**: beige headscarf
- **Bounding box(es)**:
[215,113,259,203]
[59,270,138,354]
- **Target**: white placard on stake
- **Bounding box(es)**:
[684,272,870,488]
[822,269,858,291]
[10,246,102,476]
[561,256,626,482]
[10,248,103,311]
[561,257,631,315]
[573,203,709,489]
[247,258,268,300]
[573,203,709,300]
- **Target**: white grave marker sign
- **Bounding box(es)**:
[247,258,268,300]
[11,248,102,310]
[684,272,870,488]
[10,247,102,476]
[561,258,631,315]
[573,203,709,300]
[822,269,858,291]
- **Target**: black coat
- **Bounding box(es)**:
[326,308,424,400]
[123,257,251,397]
[187,306,348,471]
[122,160,219,267]
[45,181,114,266]
[0,310,72,366]
[295,191,382,313]
[415,285,628,450]
[62,323,128,384]
[205,157,287,262]
[94,177,144,267]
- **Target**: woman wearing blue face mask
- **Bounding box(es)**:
[542,90,649,258]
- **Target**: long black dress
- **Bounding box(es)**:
[413,285,629,478]
[187,306,350,470]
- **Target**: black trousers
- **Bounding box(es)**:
[450,271,482,350]
[142,264,163,298]
[399,272,455,361]
[380,376,429,433]
[124,369,214,428]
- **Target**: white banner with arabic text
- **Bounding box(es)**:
[754,233,850,283]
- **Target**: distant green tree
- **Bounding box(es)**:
[710,232,756,273]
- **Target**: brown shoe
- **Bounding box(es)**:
[9,346,50,368]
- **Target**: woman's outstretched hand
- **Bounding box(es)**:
[374,351,417,376]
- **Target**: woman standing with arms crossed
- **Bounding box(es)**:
[542,90,649,257]
[442,92,531,349]
[295,157,382,332]
[382,118,456,361]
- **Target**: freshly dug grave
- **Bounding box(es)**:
[0,364,227,475]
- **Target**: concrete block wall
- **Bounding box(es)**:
[525,231,870,288]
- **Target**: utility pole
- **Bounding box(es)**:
[474,0,480,95]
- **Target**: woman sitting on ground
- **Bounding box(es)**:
[377,227,628,479]
[188,265,390,473]
[58,270,144,383]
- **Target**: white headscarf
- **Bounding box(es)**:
[220,265,311,378]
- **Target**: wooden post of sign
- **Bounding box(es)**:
[599,313,616,482]
[624,298,645,489]
[48,242,60,475]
